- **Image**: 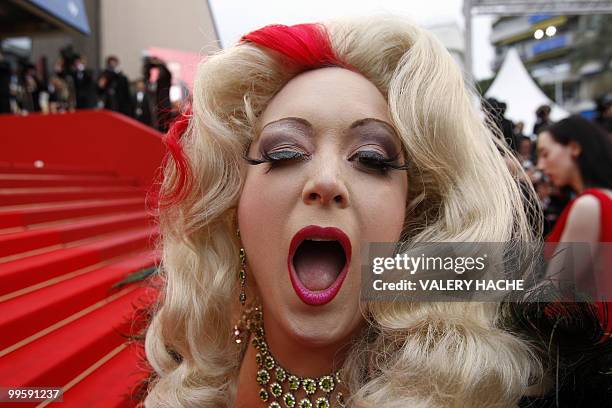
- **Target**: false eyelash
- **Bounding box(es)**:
[351,151,410,173]
[243,149,409,174]
[243,150,310,166]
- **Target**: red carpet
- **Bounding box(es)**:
[0,111,164,408]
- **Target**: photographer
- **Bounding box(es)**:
[97,55,133,116]
[143,56,173,132]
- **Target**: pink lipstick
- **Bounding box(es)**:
[288,225,352,306]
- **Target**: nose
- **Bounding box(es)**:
[301,160,350,208]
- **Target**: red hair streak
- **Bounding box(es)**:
[149,108,193,210]
[241,23,352,71]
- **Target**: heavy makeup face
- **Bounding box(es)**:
[237,67,408,349]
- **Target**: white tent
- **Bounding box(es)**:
[485,48,568,135]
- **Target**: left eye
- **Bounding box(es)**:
[244,149,309,166]
[265,150,308,163]
[349,151,399,174]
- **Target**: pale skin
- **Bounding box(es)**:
[235,68,408,406]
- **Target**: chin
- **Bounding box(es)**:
[269,273,364,348]
[553,178,569,189]
[546,174,560,187]
[283,300,364,348]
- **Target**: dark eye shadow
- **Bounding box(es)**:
[256,118,314,153]
[258,133,308,153]
[349,119,402,157]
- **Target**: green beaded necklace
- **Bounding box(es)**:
[234,305,346,408]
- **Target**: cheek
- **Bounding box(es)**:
[238,167,302,218]
[353,174,407,242]
[237,170,299,277]
[239,173,278,223]
[549,148,574,173]
[541,157,554,172]
[239,172,284,231]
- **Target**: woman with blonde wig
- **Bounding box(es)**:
[143,16,612,407]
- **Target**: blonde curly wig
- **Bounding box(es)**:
[144,16,545,407]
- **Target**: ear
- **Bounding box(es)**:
[569,141,581,158]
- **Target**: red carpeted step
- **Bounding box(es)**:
[0,197,146,229]
[60,343,150,408]
[0,186,144,205]
[0,250,159,350]
[0,227,158,296]
[0,211,152,258]
[0,285,154,390]
[0,174,139,188]
[0,162,118,177]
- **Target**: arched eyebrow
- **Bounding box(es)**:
[349,118,397,136]
[259,117,313,134]
[349,118,402,154]
[259,117,397,136]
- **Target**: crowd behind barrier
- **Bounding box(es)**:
[0,45,182,133]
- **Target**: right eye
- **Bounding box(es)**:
[265,150,308,163]
[244,150,310,169]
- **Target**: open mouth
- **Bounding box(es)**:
[293,240,346,290]
[288,225,352,306]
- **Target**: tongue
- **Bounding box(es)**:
[293,240,346,291]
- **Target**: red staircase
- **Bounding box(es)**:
[0,111,165,408]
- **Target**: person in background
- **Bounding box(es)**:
[537,116,611,221]
[143,56,173,132]
[537,115,612,333]
[70,55,96,109]
[514,121,527,139]
[484,97,517,152]
[533,105,552,135]
[595,94,612,134]
[47,75,72,113]
[517,136,535,173]
[535,180,553,237]
[498,101,517,151]
[132,78,154,127]
[50,56,76,111]
[97,55,133,116]
[17,63,42,113]
[0,52,12,114]
[537,115,611,242]
[533,179,569,238]
[96,73,110,108]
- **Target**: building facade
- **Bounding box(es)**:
[490,13,612,113]
[11,0,220,86]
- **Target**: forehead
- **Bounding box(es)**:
[259,67,390,128]
[537,131,555,149]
